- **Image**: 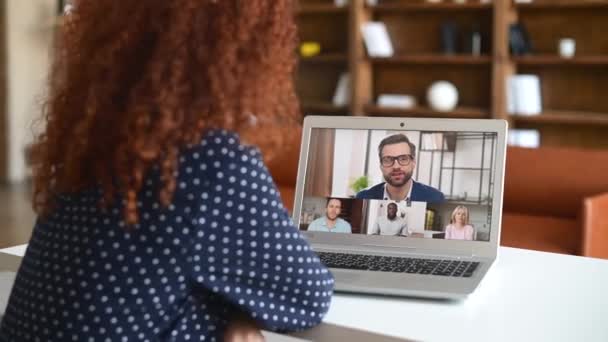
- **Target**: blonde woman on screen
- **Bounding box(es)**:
[444,205,475,241]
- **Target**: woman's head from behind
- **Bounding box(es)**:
[450,205,469,225]
[32,0,299,224]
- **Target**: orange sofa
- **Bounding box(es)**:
[266,130,608,259]
[501,146,608,259]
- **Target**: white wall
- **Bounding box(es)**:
[331,129,368,197]
[5,0,55,182]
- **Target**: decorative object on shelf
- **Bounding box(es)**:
[440,21,459,54]
[427,81,459,112]
[513,0,533,3]
[465,24,482,56]
[299,42,321,57]
[57,0,74,15]
[366,0,379,5]
[333,73,351,106]
[361,22,394,57]
[507,75,542,115]
[559,38,576,59]
[334,0,349,7]
[509,23,533,56]
[508,129,540,149]
[454,0,467,4]
[426,0,443,3]
[377,94,417,109]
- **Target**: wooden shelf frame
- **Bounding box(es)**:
[371,2,493,12]
[512,55,608,66]
[365,105,490,119]
[370,55,493,65]
[515,1,608,10]
[295,0,608,148]
[298,4,349,14]
[511,110,608,126]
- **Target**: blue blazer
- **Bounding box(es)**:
[356,181,445,203]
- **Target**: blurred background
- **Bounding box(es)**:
[1,0,607,258]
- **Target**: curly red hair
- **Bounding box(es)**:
[31,0,300,225]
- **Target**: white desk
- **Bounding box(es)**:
[2,245,608,342]
[322,247,608,342]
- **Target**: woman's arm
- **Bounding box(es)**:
[186,131,334,333]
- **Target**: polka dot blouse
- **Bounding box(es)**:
[0,130,335,341]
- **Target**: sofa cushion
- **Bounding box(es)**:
[501,212,581,255]
[504,147,608,219]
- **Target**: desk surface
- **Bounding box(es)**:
[2,245,608,342]
[323,247,608,342]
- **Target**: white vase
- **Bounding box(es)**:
[427,81,459,112]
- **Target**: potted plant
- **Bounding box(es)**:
[349,176,369,197]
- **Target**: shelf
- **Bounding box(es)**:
[298,4,348,14]
[302,102,349,115]
[443,167,491,171]
[444,197,491,205]
[371,3,492,12]
[371,55,492,65]
[516,1,608,10]
[299,53,348,64]
[512,55,608,66]
[511,110,608,126]
[365,105,489,119]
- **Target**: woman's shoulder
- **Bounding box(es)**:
[181,129,263,166]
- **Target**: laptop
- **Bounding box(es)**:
[292,116,508,299]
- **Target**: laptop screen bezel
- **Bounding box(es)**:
[292,116,508,259]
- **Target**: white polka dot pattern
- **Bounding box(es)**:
[0,130,335,341]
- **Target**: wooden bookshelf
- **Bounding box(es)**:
[513,55,608,66]
[299,53,349,64]
[298,4,348,14]
[296,1,349,114]
[302,102,349,115]
[511,111,608,126]
[371,55,492,65]
[371,2,493,12]
[366,105,488,119]
[294,0,608,149]
[515,1,608,10]
[505,0,608,147]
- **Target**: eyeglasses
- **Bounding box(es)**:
[380,154,414,167]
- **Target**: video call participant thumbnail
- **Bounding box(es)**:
[445,205,475,241]
[307,198,352,233]
[370,202,408,236]
[356,134,445,203]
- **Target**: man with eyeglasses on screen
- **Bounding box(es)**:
[356,134,445,203]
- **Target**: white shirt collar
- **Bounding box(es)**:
[383,181,413,202]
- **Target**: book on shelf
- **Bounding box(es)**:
[377,94,417,109]
[508,129,540,149]
[333,73,351,107]
[507,75,542,116]
[361,22,394,58]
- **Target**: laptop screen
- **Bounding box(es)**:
[297,128,498,243]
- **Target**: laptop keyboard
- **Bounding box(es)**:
[317,252,480,277]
